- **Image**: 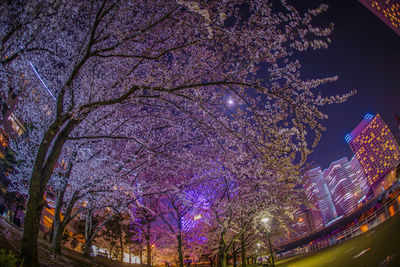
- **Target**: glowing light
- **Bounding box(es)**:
[345,134,352,143]
[194,214,202,221]
[364,113,374,120]
[227,98,234,106]
[261,217,269,223]
[298,217,303,222]
[29,62,56,101]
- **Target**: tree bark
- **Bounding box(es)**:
[218,252,227,267]
[209,256,215,267]
[52,189,79,254]
[146,221,151,267]
[84,209,93,258]
[241,234,246,267]
[146,237,151,267]
[51,221,64,254]
[232,242,237,267]
[119,223,124,261]
[50,184,66,254]
[177,234,184,267]
[21,119,78,266]
[21,177,45,267]
[177,215,184,267]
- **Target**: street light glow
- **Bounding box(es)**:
[261,217,269,223]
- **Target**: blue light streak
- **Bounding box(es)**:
[29,62,56,101]
[364,113,374,120]
[345,134,352,143]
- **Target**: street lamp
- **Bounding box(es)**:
[261,217,275,267]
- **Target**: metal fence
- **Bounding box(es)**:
[279,193,400,258]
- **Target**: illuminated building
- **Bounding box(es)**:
[323,158,359,216]
[349,155,371,200]
[304,167,337,225]
[346,114,400,188]
[359,0,400,36]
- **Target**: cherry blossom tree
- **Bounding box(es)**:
[156,187,201,267]
[3,1,355,266]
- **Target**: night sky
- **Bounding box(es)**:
[293,0,400,169]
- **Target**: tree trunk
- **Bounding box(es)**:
[218,235,227,267]
[21,177,45,267]
[51,221,64,254]
[218,252,227,267]
[84,209,93,258]
[146,221,151,267]
[209,256,215,267]
[129,240,131,263]
[84,235,93,258]
[21,119,78,267]
[232,243,237,267]
[146,237,151,267]
[50,186,66,254]
[241,234,246,267]
[177,234,184,267]
[119,224,124,261]
[177,216,184,267]
[140,249,143,264]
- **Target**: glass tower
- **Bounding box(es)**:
[304,167,337,225]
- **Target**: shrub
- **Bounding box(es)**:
[0,249,17,267]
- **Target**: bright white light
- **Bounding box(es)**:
[227,98,234,106]
[261,217,269,223]
[194,214,202,221]
[257,243,261,247]
[29,62,56,101]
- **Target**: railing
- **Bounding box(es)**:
[279,193,400,258]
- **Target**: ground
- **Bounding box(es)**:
[275,210,400,267]
[1,211,400,266]
[0,218,144,267]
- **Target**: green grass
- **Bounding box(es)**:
[276,211,400,267]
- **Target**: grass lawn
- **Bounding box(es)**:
[276,211,400,267]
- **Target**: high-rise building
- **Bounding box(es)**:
[349,155,371,199]
[323,158,359,216]
[304,167,337,225]
[359,0,400,36]
[346,114,400,188]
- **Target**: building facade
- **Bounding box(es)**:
[304,167,337,225]
[359,0,400,36]
[323,158,359,217]
[349,155,371,200]
[346,114,400,188]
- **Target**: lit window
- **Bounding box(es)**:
[8,113,25,136]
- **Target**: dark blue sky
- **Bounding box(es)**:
[293,0,400,169]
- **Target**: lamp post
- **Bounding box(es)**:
[257,243,261,263]
[261,217,275,267]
